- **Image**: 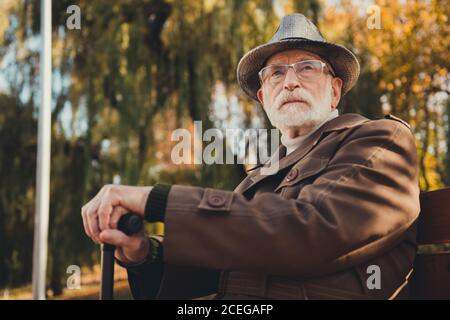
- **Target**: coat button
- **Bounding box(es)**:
[286,168,298,181]
[208,194,226,208]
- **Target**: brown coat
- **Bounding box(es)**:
[125,113,420,300]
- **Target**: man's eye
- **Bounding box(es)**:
[272,70,284,77]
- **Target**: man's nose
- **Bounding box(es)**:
[283,67,301,91]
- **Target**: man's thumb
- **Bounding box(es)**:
[99,229,129,247]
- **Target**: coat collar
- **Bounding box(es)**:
[242,113,370,192]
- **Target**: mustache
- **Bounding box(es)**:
[273,89,314,110]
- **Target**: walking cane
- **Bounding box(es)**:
[100,212,143,300]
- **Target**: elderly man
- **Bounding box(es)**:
[81,14,420,300]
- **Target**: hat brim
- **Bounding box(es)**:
[237,38,360,102]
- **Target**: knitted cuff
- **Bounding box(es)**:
[144,183,172,222]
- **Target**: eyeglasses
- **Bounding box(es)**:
[258,60,335,86]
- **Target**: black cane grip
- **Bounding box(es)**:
[117,213,143,236]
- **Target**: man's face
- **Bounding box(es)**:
[256,49,343,134]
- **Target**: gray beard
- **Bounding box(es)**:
[264,87,333,132]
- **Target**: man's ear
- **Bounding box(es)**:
[257,88,265,108]
[331,77,343,109]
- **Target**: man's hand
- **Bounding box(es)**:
[81,184,152,244]
[100,229,150,265]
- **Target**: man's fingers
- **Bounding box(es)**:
[101,230,149,264]
[81,186,109,242]
[81,210,90,238]
[82,184,142,244]
[99,229,131,247]
[98,186,121,231]
[86,209,101,243]
[98,202,113,232]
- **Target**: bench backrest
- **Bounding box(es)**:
[410,187,450,299]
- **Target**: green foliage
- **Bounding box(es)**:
[0,0,319,294]
[0,0,448,295]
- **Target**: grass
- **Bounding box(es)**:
[1,264,133,300]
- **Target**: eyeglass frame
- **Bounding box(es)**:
[258,59,336,86]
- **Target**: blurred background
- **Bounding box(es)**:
[0,0,449,299]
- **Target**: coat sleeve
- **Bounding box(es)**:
[119,236,220,299]
[123,258,164,300]
[162,119,420,277]
[117,236,164,299]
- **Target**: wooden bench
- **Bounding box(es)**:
[410,187,450,299]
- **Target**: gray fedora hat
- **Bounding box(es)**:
[237,13,360,101]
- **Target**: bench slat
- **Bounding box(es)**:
[417,187,450,245]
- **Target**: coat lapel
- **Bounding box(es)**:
[237,113,370,194]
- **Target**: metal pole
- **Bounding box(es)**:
[32,0,52,300]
